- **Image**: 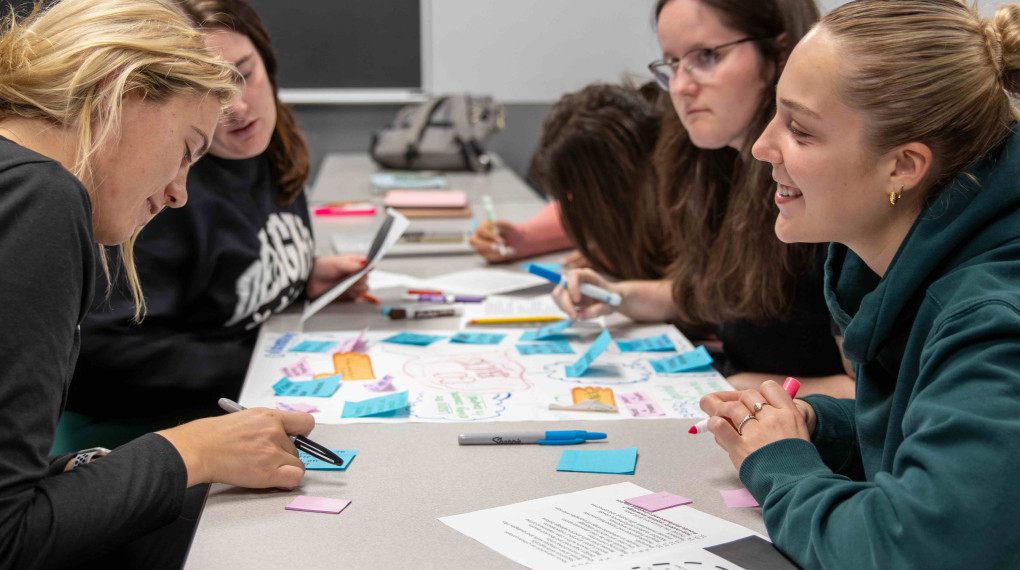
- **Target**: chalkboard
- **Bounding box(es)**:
[247,0,421,90]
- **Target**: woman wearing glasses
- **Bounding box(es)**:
[552,0,852,396]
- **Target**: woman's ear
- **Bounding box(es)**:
[775,33,790,72]
[890,142,933,200]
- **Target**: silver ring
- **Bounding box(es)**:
[736,414,759,435]
[752,402,765,415]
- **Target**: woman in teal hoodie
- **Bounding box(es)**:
[700,0,1020,567]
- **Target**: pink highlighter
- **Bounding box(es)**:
[688,377,802,435]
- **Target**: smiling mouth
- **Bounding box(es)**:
[776,183,803,198]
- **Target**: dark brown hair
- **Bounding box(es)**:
[175,0,309,206]
[654,0,819,326]
[529,82,670,280]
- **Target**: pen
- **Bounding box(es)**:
[408,289,443,295]
[361,292,381,305]
[481,195,507,257]
[527,264,622,307]
[458,430,607,445]
[688,377,802,435]
[469,316,564,324]
[403,294,485,303]
[217,398,344,466]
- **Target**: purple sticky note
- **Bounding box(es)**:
[285,496,351,514]
[276,402,320,413]
[365,374,395,392]
[332,326,370,354]
[281,358,315,378]
[618,391,666,418]
[625,491,693,512]
[721,488,760,508]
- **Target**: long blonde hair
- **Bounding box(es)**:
[0,0,238,320]
[822,0,1020,196]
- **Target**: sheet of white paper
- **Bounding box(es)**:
[302,208,409,321]
[239,325,732,424]
[420,268,549,296]
[364,269,432,291]
[439,482,759,570]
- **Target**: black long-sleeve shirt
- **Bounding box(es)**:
[70,153,314,419]
[0,139,187,569]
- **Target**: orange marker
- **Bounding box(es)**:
[361,292,380,305]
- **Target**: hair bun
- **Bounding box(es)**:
[993,4,1020,96]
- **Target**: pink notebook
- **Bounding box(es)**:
[384,189,468,208]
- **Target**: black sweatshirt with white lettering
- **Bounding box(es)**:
[69,153,314,422]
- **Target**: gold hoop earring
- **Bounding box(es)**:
[889,186,903,205]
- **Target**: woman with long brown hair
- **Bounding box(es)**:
[58,0,370,451]
[554,0,852,396]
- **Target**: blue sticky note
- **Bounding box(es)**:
[565,329,612,377]
[299,449,358,471]
[451,332,506,345]
[557,447,638,475]
[616,334,676,353]
[520,319,573,341]
[516,341,575,355]
[382,332,447,346]
[522,262,564,274]
[272,375,341,398]
[341,390,410,418]
[650,346,714,373]
[290,340,339,353]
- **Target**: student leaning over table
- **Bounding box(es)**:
[553,0,853,397]
[0,0,315,567]
[702,1,1020,567]
[59,0,371,453]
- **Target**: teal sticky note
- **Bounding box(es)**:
[616,334,676,352]
[565,329,612,377]
[341,390,409,418]
[557,447,638,475]
[650,346,714,373]
[516,342,575,355]
[290,340,339,353]
[451,332,506,345]
[382,332,447,346]
[273,375,341,398]
[520,320,573,341]
[299,449,358,471]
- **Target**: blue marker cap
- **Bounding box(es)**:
[537,430,607,445]
[527,264,563,285]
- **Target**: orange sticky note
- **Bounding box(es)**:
[572,386,615,407]
[332,352,375,380]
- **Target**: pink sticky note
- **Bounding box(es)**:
[721,488,760,508]
[285,496,351,514]
[332,326,371,354]
[625,491,692,512]
[618,391,666,418]
[281,358,316,378]
[365,375,394,392]
[276,402,320,413]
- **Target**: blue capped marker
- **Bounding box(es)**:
[525,264,622,306]
[457,430,608,445]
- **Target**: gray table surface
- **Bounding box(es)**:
[184,155,766,569]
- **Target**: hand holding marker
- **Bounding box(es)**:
[481,195,507,257]
[688,377,802,435]
[527,264,622,307]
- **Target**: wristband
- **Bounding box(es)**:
[71,447,111,470]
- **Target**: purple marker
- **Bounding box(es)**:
[405,294,485,303]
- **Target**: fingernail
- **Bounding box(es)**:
[361,260,368,266]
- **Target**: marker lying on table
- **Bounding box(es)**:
[217,398,344,466]
[468,316,564,324]
[404,293,485,303]
[688,377,802,435]
[526,264,622,307]
[384,304,463,319]
[458,430,607,445]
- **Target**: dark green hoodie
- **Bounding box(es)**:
[739,128,1020,569]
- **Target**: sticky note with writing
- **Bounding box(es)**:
[451,332,506,345]
[572,386,616,407]
[281,358,316,378]
[520,319,573,341]
[332,325,370,354]
[382,332,447,346]
[516,342,574,355]
[299,449,358,471]
[365,375,394,392]
[616,334,675,352]
[272,375,341,398]
[565,329,612,377]
[341,390,409,418]
[332,352,375,380]
[289,340,339,353]
[618,391,666,417]
[276,402,320,413]
[650,345,714,373]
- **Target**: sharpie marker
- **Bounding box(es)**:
[383,304,463,319]
[688,377,802,435]
[403,294,485,303]
[217,398,343,466]
[527,264,622,307]
[458,430,607,445]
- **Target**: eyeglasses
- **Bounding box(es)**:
[648,36,772,90]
